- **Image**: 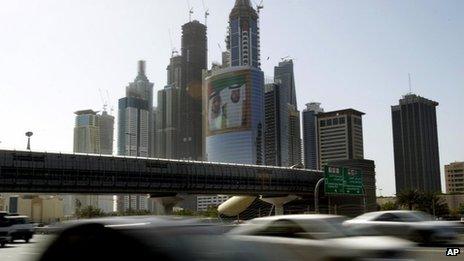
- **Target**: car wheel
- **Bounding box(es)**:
[0,242,5,248]
[410,230,430,244]
[25,237,30,243]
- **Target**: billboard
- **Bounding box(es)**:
[206,70,251,137]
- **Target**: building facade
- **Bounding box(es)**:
[302,102,324,170]
[317,109,364,167]
[203,66,264,164]
[156,85,180,159]
[445,162,464,194]
[264,83,281,166]
[179,20,207,161]
[73,110,100,154]
[391,94,441,193]
[227,0,261,68]
[117,60,154,212]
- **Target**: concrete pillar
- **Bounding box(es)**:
[148,195,183,215]
[260,195,299,216]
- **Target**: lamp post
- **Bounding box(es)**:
[25,131,33,150]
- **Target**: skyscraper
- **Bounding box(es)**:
[227,0,261,68]
[302,102,324,170]
[391,94,441,193]
[72,109,115,213]
[317,109,364,167]
[264,83,281,166]
[73,110,100,154]
[204,1,264,164]
[263,60,301,167]
[156,84,180,159]
[117,60,154,212]
[179,20,207,161]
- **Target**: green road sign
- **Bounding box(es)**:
[324,166,363,195]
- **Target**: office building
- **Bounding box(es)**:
[178,20,207,161]
[263,60,302,167]
[445,162,464,194]
[197,195,230,212]
[303,102,324,170]
[72,109,115,214]
[391,94,441,193]
[317,109,364,167]
[117,60,154,212]
[227,0,261,68]
[156,85,180,159]
[264,83,281,166]
[204,66,264,164]
[73,110,100,154]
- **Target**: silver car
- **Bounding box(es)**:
[343,210,458,244]
[228,214,414,260]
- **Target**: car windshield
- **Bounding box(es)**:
[393,212,434,222]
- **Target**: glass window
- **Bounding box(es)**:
[339,117,345,124]
[320,120,325,127]
[326,119,332,126]
[333,118,339,125]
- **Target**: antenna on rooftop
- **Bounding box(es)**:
[408,73,412,94]
[257,0,264,14]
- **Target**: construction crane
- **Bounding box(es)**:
[187,0,194,22]
[202,0,210,27]
[98,88,108,112]
[168,29,178,57]
[257,0,264,14]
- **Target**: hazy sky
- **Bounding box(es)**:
[0,0,463,196]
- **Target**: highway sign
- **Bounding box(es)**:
[324,166,363,195]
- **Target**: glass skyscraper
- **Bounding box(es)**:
[204,66,264,164]
[227,0,261,68]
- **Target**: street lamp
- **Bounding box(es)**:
[25,131,33,150]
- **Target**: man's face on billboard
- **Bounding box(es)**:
[231,89,240,103]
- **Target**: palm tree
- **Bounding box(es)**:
[396,189,421,210]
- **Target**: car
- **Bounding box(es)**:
[343,210,458,244]
[0,218,12,247]
[227,214,414,260]
[37,216,298,261]
[0,215,35,243]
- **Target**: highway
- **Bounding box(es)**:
[0,234,460,261]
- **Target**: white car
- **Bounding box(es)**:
[344,210,458,244]
[228,214,414,260]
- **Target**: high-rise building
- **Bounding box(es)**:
[264,83,281,166]
[178,20,207,161]
[263,60,302,167]
[227,0,261,68]
[156,84,180,159]
[317,109,364,167]
[391,94,441,193]
[99,111,114,155]
[445,162,464,194]
[73,110,100,154]
[204,66,264,164]
[72,109,115,214]
[303,102,324,170]
[117,60,154,212]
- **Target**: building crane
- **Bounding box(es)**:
[98,88,108,112]
[202,0,210,27]
[257,0,264,14]
[168,29,178,57]
[187,0,194,22]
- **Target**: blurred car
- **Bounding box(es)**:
[37,216,313,261]
[343,210,458,244]
[227,214,414,260]
[0,216,11,247]
[0,215,35,243]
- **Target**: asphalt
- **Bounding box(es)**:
[0,234,461,261]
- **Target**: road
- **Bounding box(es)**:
[0,234,460,260]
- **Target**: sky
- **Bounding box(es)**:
[0,0,463,196]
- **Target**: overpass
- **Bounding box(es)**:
[0,150,323,196]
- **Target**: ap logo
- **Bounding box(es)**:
[446,248,460,256]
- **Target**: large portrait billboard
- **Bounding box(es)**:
[206,70,251,137]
